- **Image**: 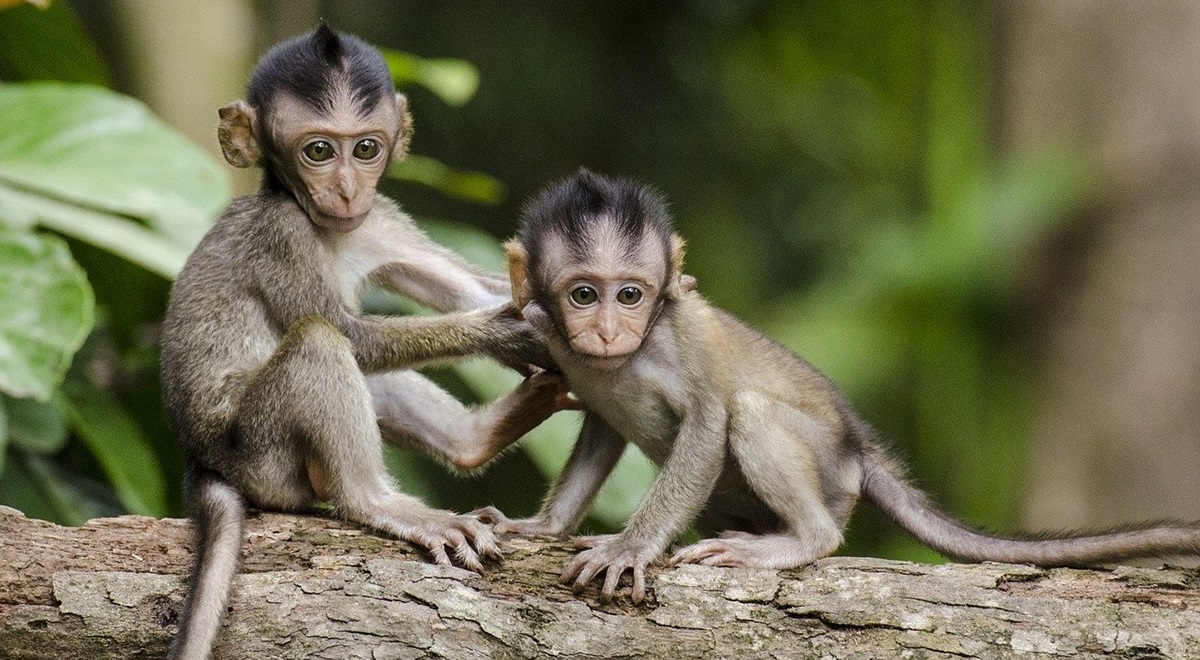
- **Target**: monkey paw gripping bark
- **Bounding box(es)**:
[565,534,661,603]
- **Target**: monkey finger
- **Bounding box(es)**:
[632,567,646,604]
[453,539,485,573]
[601,564,625,601]
[572,535,608,549]
[466,506,506,524]
[718,530,755,540]
[460,522,504,562]
[556,392,584,411]
[561,552,589,584]
[573,564,604,594]
[424,538,453,567]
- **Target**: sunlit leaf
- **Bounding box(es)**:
[57,374,167,517]
[1,185,190,278]
[0,1,108,86]
[0,228,93,400]
[0,83,229,251]
[389,155,506,205]
[381,49,480,106]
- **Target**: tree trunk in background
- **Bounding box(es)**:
[1000,1,1200,539]
[112,0,258,196]
[3,508,1199,658]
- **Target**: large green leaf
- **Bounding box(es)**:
[0,0,110,86]
[4,393,68,453]
[0,228,93,400]
[57,374,167,517]
[0,82,229,255]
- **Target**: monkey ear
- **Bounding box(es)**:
[503,239,535,310]
[390,93,414,162]
[217,101,261,168]
[665,233,688,299]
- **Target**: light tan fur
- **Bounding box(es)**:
[479,171,1200,604]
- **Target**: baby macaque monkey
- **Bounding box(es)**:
[479,168,1200,603]
[161,26,565,660]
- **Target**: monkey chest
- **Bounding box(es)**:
[573,371,680,465]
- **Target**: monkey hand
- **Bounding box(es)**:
[562,534,660,604]
[480,303,556,372]
[469,506,571,536]
[391,507,504,573]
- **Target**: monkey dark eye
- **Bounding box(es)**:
[617,287,643,305]
[302,140,334,163]
[353,139,381,161]
[570,286,598,306]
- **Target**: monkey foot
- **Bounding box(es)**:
[668,532,834,570]
[562,534,657,603]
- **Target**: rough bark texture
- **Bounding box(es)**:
[2,508,1199,658]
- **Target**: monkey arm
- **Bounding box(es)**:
[620,401,727,550]
[340,307,550,374]
[563,400,727,603]
[363,211,510,312]
[476,413,626,535]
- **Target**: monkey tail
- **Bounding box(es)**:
[168,467,245,660]
[858,445,1200,566]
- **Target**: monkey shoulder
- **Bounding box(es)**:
[692,301,845,418]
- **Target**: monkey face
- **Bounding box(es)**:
[266,93,404,231]
[539,227,667,369]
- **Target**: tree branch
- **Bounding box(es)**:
[1,506,1197,658]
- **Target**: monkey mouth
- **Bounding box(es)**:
[313,209,368,231]
[571,348,636,370]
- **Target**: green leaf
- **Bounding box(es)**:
[388,155,506,205]
[4,393,67,453]
[8,449,122,525]
[0,82,229,252]
[0,1,110,86]
[57,374,167,517]
[381,49,480,106]
[0,185,191,278]
[0,227,94,400]
[419,217,507,272]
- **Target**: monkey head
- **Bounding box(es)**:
[216,24,413,232]
[507,169,687,370]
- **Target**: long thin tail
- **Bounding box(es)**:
[860,448,1200,565]
[167,468,245,660]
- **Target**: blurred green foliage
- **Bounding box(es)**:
[0,0,1089,564]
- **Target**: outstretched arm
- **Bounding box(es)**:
[357,203,510,312]
[563,399,727,603]
[474,413,626,535]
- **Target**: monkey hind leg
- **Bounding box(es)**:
[239,318,502,571]
[672,392,847,569]
[169,469,245,660]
